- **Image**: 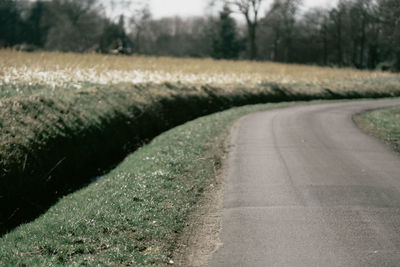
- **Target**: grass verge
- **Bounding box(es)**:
[0,101,303,266]
[3,81,400,234]
[354,105,400,153]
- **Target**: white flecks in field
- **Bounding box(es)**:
[0,50,396,90]
[0,67,291,88]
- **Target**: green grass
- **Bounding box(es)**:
[0,83,93,98]
[354,106,400,153]
[0,101,303,266]
[2,78,400,235]
[5,81,399,234]
[0,94,398,265]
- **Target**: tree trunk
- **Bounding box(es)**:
[396,51,400,72]
[248,22,257,60]
[337,16,343,66]
[352,39,358,68]
[322,23,328,65]
[359,13,366,68]
[284,35,292,63]
[367,44,378,69]
[273,30,280,62]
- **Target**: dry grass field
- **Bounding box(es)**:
[1,49,397,95]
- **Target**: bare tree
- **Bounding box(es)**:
[135,16,214,57]
[129,4,151,53]
[329,1,347,66]
[346,0,373,68]
[45,0,104,52]
[264,0,302,62]
[378,0,400,70]
[295,7,330,64]
[225,0,263,59]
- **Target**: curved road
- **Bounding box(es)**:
[210,99,400,267]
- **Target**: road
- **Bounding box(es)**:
[209,99,400,267]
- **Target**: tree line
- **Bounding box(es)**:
[1,0,399,70]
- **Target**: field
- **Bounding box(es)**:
[1,49,399,97]
[1,49,400,264]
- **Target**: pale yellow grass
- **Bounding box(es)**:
[0,49,396,89]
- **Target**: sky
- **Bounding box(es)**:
[149,0,339,19]
[104,0,340,20]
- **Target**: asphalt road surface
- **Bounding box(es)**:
[209,99,400,267]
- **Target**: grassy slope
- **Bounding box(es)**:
[2,51,400,235]
[0,102,300,266]
[4,80,400,235]
[354,106,400,153]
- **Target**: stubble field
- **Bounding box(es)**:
[1,49,398,97]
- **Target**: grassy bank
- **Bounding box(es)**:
[2,82,400,235]
[354,106,400,153]
[0,101,302,266]
[1,50,400,234]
